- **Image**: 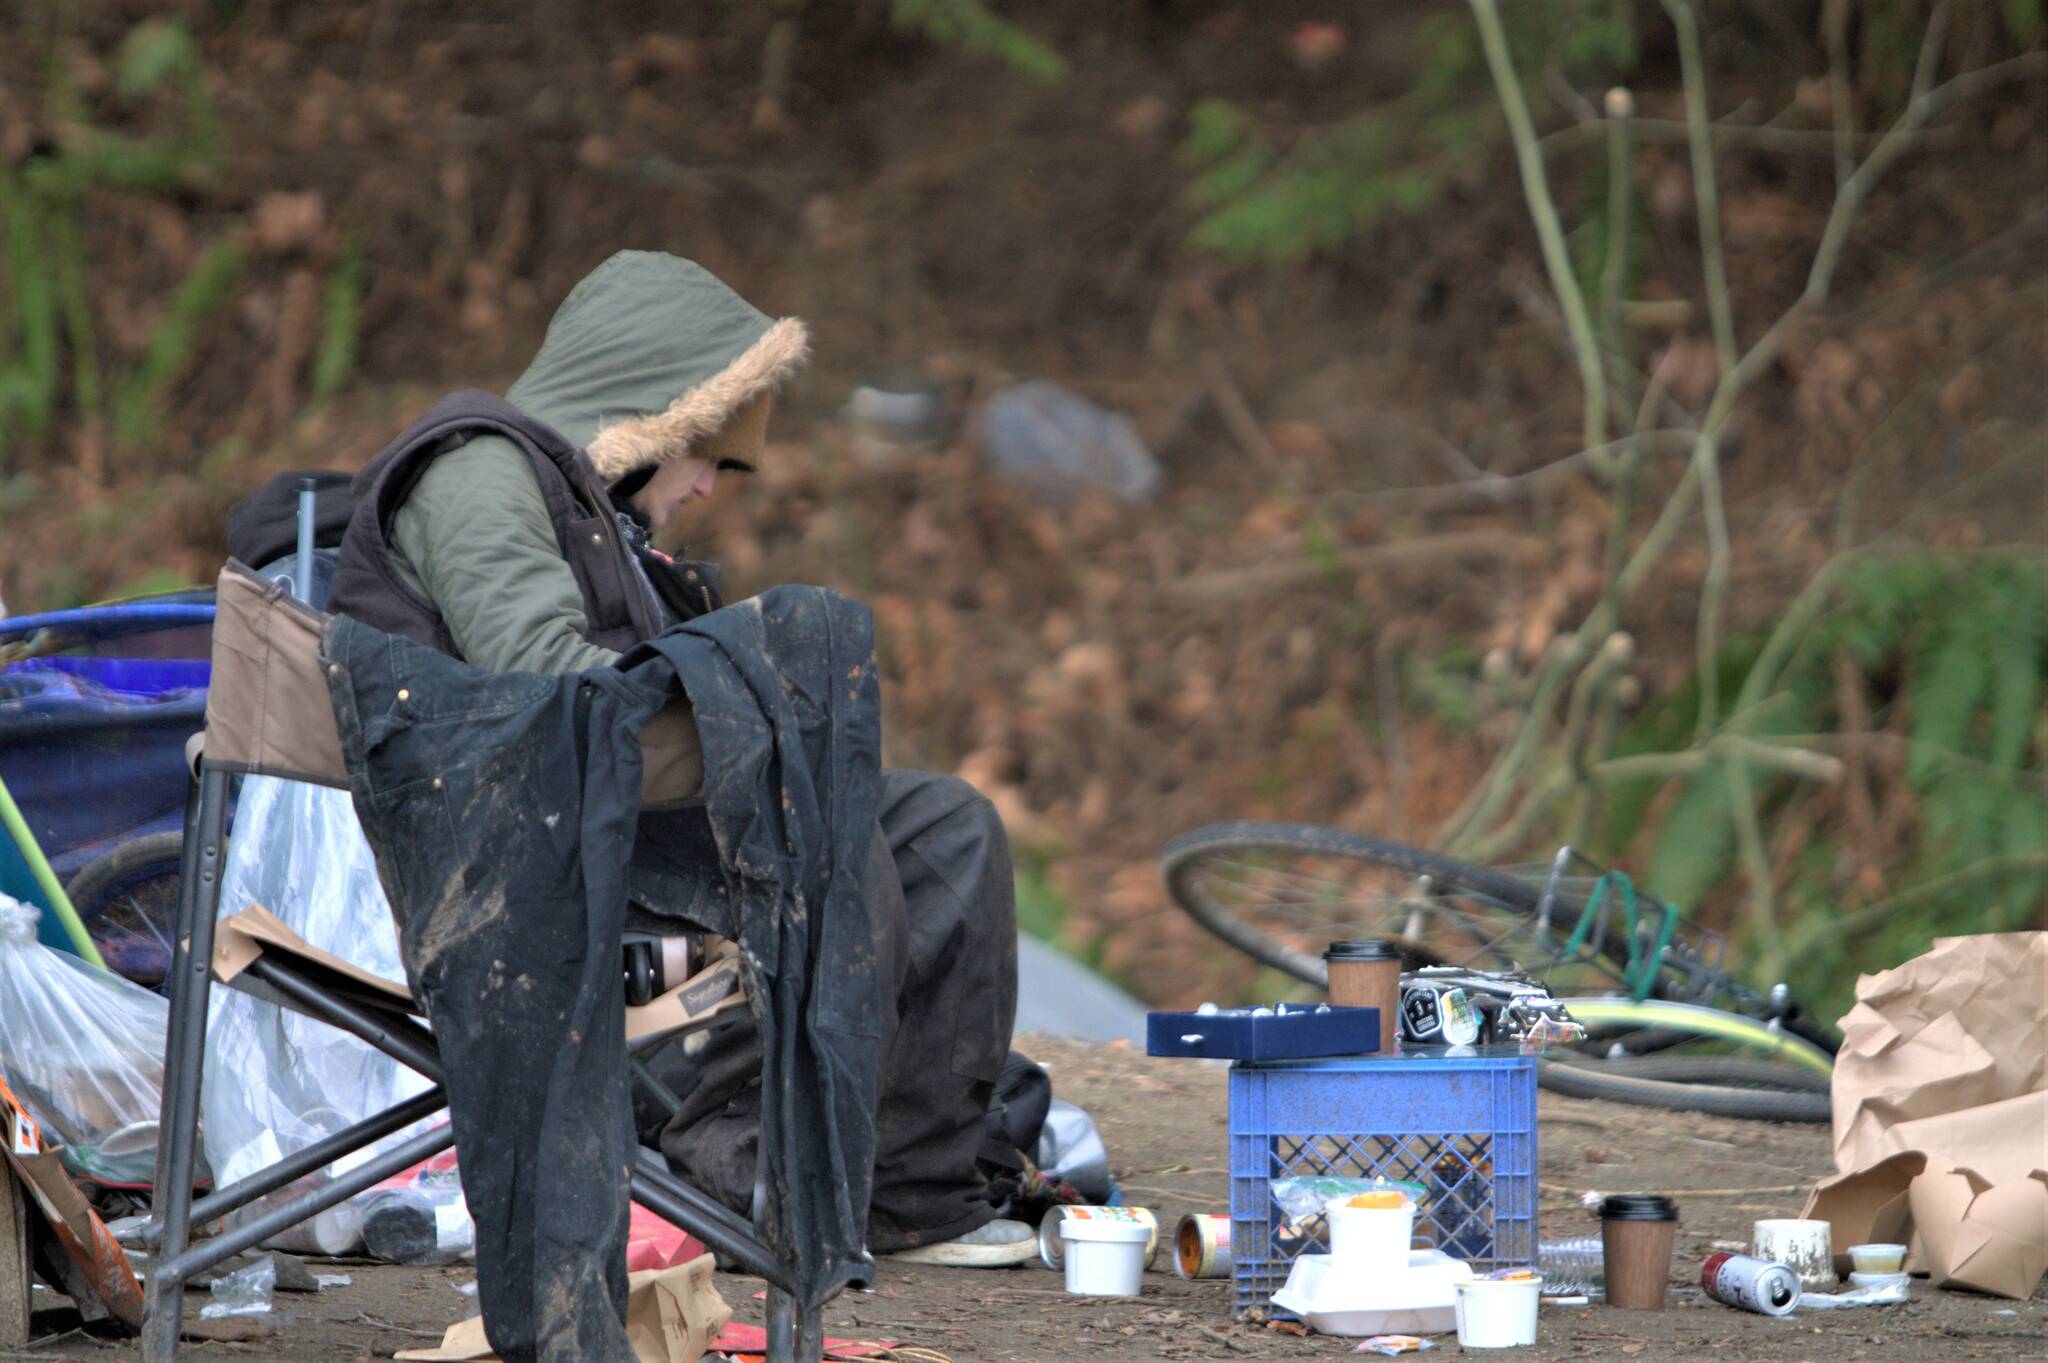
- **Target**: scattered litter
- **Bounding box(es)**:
[979,381,1162,506]
[451,1279,478,1298]
[1059,1215,1149,1297]
[0,894,170,1188]
[1034,1099,1114,1204]
[1270,1177,1427,1230]
[1536,1235,1602,1297]
[314,1274,351,1290]
[1271,1249,1471,1337]
[1454,1271,1541,1348]
[1357,1336,1432,1356]
[1751,1217,1833,1289]
[1849,1242,1907,1274]
[201,1257,276,1319]
[1038,1205,1158,1270]
[1701,1252,1800,1316]
[1799,1275,1910,1309]
[1173,1212,1232,1280]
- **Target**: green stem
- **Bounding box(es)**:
[1468,0,1609,453]
[0,770,106,968]
[1723,754,1783,981]
[1662,0,1737,374]
[1691,430,1732,741]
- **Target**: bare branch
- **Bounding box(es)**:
[1661,0,1737,374]
[1467,0,1610,454]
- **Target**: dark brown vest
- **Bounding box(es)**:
[329,391,718,661]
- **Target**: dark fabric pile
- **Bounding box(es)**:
[323,585,881,1363]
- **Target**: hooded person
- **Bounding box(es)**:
[329,251,1030,1269]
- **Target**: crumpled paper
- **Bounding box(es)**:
[394,1254,730,1363]
[1803,932,2048,1300]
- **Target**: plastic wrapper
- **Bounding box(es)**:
[1272,1176,1429,1228]
[1357,1338,1432,1357]
[1036,1099,1114,1204]
[0,893,173,1185]
[200,1257,274,1318]
[1798,1278,1911,1308]
[202,777,435,1254]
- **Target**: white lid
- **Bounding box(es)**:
[1061,1219,1153,1244]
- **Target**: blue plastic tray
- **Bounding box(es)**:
[1146,1006,1380,1061]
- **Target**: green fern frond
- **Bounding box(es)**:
[890,0,1067,85]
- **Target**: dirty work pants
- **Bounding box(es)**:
[638,769,1019,1251]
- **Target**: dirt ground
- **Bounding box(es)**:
[18,1036,2045,1363]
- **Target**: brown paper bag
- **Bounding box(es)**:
[394,1255,731,1363]
[1908,1167,2048,1300]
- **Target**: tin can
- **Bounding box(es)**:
[1701,1252,1801,1316]
[1174,1213,1232,1279]
[1039,1206,1159,1270]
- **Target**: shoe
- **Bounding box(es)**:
[887,1218,1037,1268]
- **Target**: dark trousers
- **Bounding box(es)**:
[638,770,1019,1251]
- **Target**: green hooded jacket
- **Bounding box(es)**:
[386,251,807,673]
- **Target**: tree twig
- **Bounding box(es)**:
[1469,0,1609,455]
[1662,0,1737,375]
[1691,430,1733,741]
[1724,752,1783,980]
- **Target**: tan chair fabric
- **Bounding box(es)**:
[204,562,703,802]
[205,563,351,787]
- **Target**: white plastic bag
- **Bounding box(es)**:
[0,892,170,1184]
[202,777,433,1254]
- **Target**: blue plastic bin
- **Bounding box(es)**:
[1228,1050,1538,1316]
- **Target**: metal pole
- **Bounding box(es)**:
[141,1087,449,1245]
[628,1154,792,1290]
[293,477,317,603]
[243,956,444,1079]
[142,767,230,1363]
[154,1124,457,1286]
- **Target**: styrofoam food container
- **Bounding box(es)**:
[1848,1243,1907,1275]
[1325,1197,1416,1279]
[1455,1274,1541,1348]
[1061,1217,1150,1297]
[1270,1249,1472,1336]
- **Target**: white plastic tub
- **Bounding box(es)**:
[1454,1275,1541,1348]
[1326,1197,1416,1280]
[1061,1217,1150,1297]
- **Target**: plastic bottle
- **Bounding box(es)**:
[1537,1235,1604,1297]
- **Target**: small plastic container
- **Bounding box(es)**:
[1327,1196,1416,1280]
[1848,1243,1907,1275]
[1061,1218,1150,1297]
[1455,1274,1541,1348]
[1848,1270,1910,1290]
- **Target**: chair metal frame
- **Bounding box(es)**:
[139,754,829,1361]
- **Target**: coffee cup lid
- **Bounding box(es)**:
[1324,939,1402,962]
[1600,1193,1678,1221]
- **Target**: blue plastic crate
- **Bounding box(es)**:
[1227,1051,1538,1316]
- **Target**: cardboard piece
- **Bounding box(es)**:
[1802,932,2048,1300]
[394,1255,731,1363]
[1908,1167,2048,1300]
[214,904,746,1041]
[0,1072,141,1330]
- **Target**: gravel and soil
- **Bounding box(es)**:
[19,1036,2045,1363]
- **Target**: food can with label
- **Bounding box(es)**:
[1174,1213,1232,1279]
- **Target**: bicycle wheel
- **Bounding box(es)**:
[1161,822,1549,988]
[64,831,184,992]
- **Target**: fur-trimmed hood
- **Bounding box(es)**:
[505,251,808,483]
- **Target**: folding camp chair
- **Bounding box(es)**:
[139,565,829,1362]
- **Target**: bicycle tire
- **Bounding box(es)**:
[1535,1056,1832,1123]
[64,831,184,991]
[1561,997,1835,1076]
[1554,1054,1831,1093]
[1161,822,1545,988]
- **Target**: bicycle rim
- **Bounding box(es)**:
[1161,822,1548,988]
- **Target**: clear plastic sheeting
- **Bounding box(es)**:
[202,777,433,1255]
[0,892,171,1186]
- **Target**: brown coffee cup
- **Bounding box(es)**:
[1324,939,1401,1053]
[1601,1194,1680,1309]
